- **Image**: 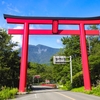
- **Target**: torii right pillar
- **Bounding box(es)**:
[80,23,91,90]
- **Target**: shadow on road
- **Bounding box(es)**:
[28,85,62,94]
[33,86,54,91]
[15,86,63,99]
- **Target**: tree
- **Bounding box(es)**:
[87,25,100,85]
[27,62,54,84]
[50,48,71,84]
[61,36,82,75]
[0,29,20,87]
[38,25,100,88]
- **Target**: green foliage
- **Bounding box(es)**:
[0,29,20,87]
[87,35,100,85]
[0,87,18,99]
[71,83,100,96]
[60,36,82,84]
[50,48,72,84]
[61,25,100,96]
[59,81,72,90]
[27,62,54,84]
[72,71,83,88]
[92,83,100,96]
[71,86,84,92]
[60,85,68,90]
[65,81,72,90]
[87,25,99,30]
[61,36,81,58]
[59,25,100,88]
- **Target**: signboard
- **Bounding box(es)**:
[45,79,50,83]
[34,75,40,78]
[53,56,67,64]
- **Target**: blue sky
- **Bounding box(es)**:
[0,0,100,48]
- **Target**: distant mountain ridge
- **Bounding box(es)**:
[19,44,60,64]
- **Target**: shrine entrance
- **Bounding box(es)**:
[4,14,100,92]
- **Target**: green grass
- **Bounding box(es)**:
[59,82,100,97]
[59,85,69,90]
[0,87,18,99]
[71,85,100,96]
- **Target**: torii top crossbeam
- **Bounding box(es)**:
[4,14,100,35]
[4,14,100,92]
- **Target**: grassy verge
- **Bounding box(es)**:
[60,84,100,97]
[0,87,18,99]
[71,84,100,96]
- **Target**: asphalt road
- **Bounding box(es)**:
[14,86,100,100]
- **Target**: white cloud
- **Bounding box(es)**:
[3,2,20,13]
[12,25,23,50]
[29,25,35,29]
[14,25,23,29]
[35,25,42,29]
[2,1,5,5]
[29,25,41,29]
[56,39,61,44]
[13,8,20,13]
[11,24,42,50]
[12,35,22,45]
[7,5,20,13]
[65,25,71,29]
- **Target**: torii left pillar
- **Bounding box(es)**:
[4,15,30,92]
[19,22,29,92]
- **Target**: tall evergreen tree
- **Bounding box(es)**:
[0,29,20,87]
[87,25,100,85]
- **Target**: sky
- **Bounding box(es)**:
[0,0,100,49]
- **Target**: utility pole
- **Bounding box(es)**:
[53,55,72,83]
[87,37,91,54]
[70,56,72,84]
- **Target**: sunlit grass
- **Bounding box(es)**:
[71,85,100,96]
[0,87,18,99]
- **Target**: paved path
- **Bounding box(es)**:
[13,86,100,100]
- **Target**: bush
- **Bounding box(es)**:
[71,86,84,92]
[0,87,18,99]
[60,85,68,90]
[71,84,100,96]
[65,81,72,90]
[92,82,100,96]
[72,71,83,88]
[60,81,72,90]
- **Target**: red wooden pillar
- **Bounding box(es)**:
[79,23,91,90]
[19,22,29,92]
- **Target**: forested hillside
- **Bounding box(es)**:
[19,44,60,64]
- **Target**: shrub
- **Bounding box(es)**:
[60,81,72,90]
[71,84,100,96]
[65,81,72,90]
[71,86,84,92]
[9,88,18,98]
[72,71,83,88]
[92,83,100,96]
[0,87,18,99]
[60,85,68,90]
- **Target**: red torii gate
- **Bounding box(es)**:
[4,14,100,92]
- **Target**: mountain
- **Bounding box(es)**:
[19,44,60,64]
